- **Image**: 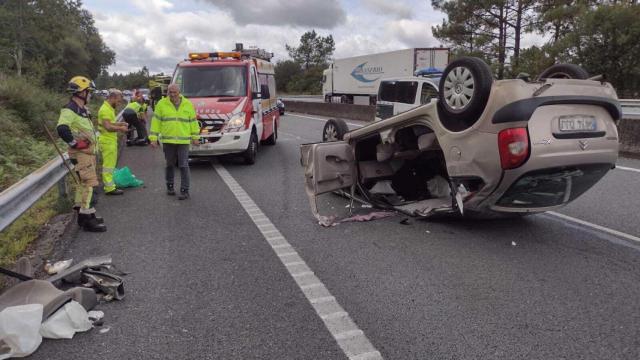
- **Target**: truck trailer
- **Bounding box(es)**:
[322,48,449,105]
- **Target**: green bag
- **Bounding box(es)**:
[113,167,144,188]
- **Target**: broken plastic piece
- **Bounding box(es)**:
[340,211,395,223]
[44,259,73,275]
[511,241,517,246]
[87,310,104,322]
[0,304,43,359]
[39,301,92,339]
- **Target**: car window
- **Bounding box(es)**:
[174,66,247,97]
[420,83,438,105]
[378,81,418,104]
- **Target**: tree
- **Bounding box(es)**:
[274,60,302,93]
[432,0,537,78]
[0,0,114,89]
[285,30,335,70]
[561,3,640,95]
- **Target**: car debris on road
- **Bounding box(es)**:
[0,256,127,358]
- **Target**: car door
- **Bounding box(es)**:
[300,141,356,196]
[250,66,263,136]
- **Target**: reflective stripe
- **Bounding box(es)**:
[104,181,115,187]
[158,116,193,123]
[150,131,159,136]
[103,167,115,173]
[161,136,193,140]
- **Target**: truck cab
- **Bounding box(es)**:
[375,76,440,121]
[172,49,279,164]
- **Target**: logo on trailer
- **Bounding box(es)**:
[350,62,383,83]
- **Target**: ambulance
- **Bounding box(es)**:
[171,45,279,164]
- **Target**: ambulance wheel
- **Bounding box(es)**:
[322,119,349,142]
[263,122,277,145]
[243,130,258,165]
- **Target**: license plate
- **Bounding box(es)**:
[558,115,597,132]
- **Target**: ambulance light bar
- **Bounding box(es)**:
[188,52,241,60]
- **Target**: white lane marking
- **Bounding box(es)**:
[213,163,383,360]
[287,113,365,128]
[279,130,315,142]
[548,211,640,244]
[616,165,640,174]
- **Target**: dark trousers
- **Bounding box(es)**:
[162,143,190,191]
[122,109,147,140]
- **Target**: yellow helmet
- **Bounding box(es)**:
[66,76,96,94]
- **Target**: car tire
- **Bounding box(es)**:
[322,119,349,142]
[437,57,493,132]
[264,122,277,146]
[537,64,589,80]
[243,130,258,165]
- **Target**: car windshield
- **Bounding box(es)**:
[378,81,418,104]
[173,66,247,97]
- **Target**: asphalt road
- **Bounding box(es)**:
[32,113,640,359]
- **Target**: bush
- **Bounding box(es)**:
[0,74,66,139]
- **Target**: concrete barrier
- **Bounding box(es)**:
[618,118,640,156]
[283,100,375,122]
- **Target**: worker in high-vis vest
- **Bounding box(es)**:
[98,89,128,195]
[56,76,106,232]
[149,84,200,200]
[122,91,149,146]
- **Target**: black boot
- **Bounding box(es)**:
[75,208,104,224]
[178,189,190,200]
[167,183,176,196]
[78,213,107,232]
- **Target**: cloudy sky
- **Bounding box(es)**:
[83,0,449,74]
[85,0,545,75]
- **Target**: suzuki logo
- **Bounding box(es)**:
[579,140,588,150]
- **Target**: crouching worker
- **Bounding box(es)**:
[56,76,107,232]
[98,89,129,196]
[123,91,149,146]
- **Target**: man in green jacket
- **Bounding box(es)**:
[149,84,200,200]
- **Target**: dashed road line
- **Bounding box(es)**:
[616,165,640,174]
[213,162,383,360]
[548,211,640,244]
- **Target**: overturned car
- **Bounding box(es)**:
[301,57,621,223]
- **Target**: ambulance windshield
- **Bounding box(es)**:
[174,66,247,97]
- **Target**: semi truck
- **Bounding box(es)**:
[321,48,449,105]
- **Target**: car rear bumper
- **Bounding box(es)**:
[189,129,251,156]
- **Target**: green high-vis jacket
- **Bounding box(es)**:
[149,95,199,144]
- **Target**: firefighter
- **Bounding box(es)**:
[123,91,149,146]
[56,76,106,232]
[98,89,129,195]
[149,84,200,200]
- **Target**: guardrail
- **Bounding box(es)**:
[620,99,640,119]
[0,107,126,233]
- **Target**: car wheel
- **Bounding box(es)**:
[437,57,493,132]
[264,122,277,146]
[243,130,258,165]
[537,64,589,80]
[322,119,349,142]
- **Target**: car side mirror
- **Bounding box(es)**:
[260,84,270,99]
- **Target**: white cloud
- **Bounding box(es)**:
[360,0,412,19]
[198,0,346,28]
[87,0,444,74]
